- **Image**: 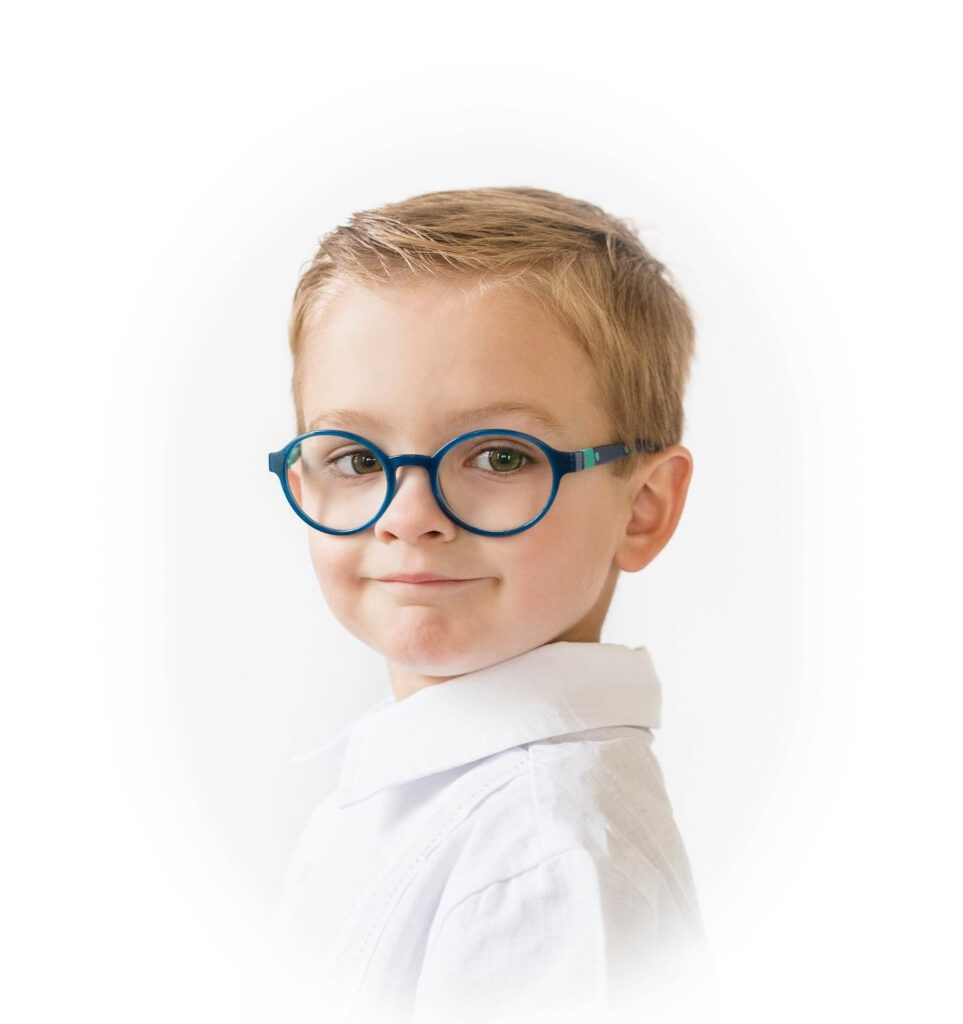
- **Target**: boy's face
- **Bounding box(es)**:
[297,277,650,699]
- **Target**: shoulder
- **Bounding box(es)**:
[526,724,681,852]
[530,725,702,913]
[441,727,699,921]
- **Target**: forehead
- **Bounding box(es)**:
[298,278,610,446]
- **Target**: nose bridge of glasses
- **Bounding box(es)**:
[389,453,435,472]
[386,453,438,495]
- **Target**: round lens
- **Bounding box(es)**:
[438,433,554,532]
[285,433,388,532]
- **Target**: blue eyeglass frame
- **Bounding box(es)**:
[268,428,660,537]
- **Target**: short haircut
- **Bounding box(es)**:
[288,186,695,478]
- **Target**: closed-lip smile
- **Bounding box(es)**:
[378,573,473,583]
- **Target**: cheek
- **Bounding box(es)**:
[306,532,361,595]
[517,497,617,591]
[501,509,590,593]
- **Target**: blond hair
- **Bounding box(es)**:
[288,186,695,478]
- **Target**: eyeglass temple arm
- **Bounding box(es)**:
[268,444,303,478]
[573,439,659,471]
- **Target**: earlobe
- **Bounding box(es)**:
[613,446,694,574]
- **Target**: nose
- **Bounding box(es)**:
[373,462,457,541]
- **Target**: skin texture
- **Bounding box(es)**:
[295,277,693,701]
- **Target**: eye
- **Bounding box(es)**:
[470,446,532,473]
[329,448,383,476]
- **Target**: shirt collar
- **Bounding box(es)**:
[334,640,662,808]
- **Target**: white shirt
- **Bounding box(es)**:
[271,641,713,1023]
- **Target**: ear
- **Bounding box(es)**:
[613,445,694,573]
[288,463,303,506]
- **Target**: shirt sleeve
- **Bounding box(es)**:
[411,844,703,1024]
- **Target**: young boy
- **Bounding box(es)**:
[268,187,712,1022]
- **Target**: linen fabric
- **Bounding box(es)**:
[271,641,712,1023]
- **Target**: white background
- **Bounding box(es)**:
[3,1,961,1020]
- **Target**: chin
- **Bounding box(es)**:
[387,646,486,680]
[380,628,484,679]
[385,627,536,681]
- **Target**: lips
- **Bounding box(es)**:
[378,573,468,583]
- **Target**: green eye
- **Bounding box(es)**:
[341,451,383,476]
[486,448,525,472]
[467,445,532,474]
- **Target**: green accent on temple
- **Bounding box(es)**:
[286,444,302,470]
[582,447,597,469]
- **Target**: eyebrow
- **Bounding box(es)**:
[306,401,566,437]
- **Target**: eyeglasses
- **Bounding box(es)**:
[267,428,660,537]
